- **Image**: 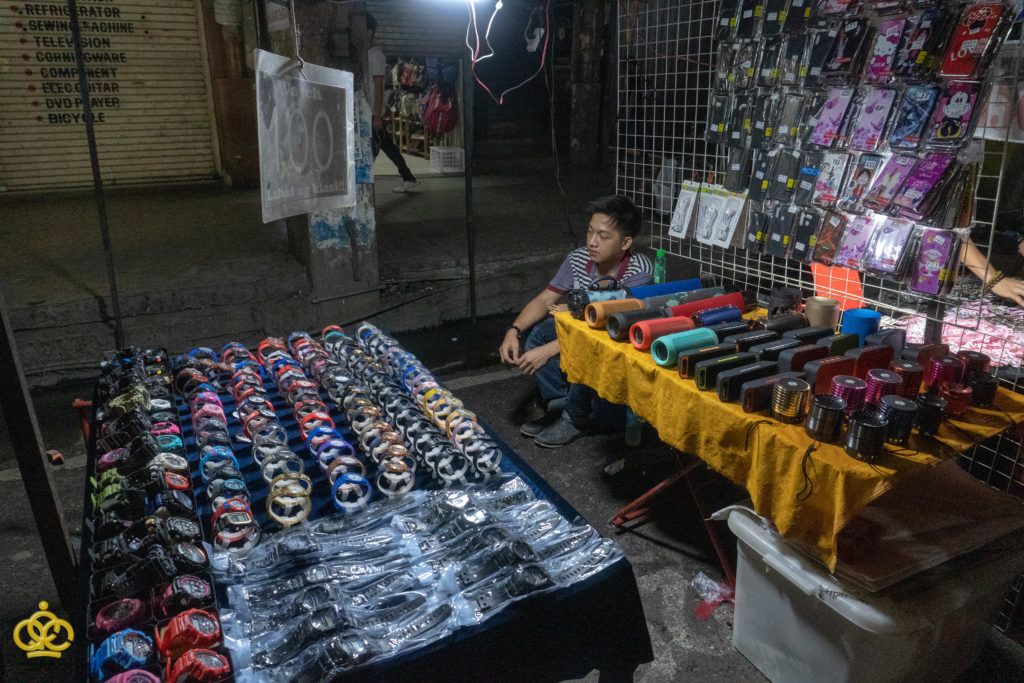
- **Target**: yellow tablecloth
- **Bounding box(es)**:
[556,312,1024,571]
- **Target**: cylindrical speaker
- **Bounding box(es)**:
[649,328,720,367]
[630,316,696,351]
[585,299,644,329]
[606,308,668,342]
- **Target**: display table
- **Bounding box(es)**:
[556,312,1024,570]
[75,334,652,682]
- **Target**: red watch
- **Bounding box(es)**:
[155,609,220,660]
[166,648,230,682]
[210,497,251,529]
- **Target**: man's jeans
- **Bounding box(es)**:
[524,318,624,429]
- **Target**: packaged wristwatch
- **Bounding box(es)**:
[795,151,824,206]
[804,29,838,88]
[769,147,803,202]
[764,204,799,258]
[781,34,809,86]
[861,153,915,212]
[864,17,906,84]
[813,151,850,207]
[728,94,752,148]
[939,2,1008,78]
[761,0,789,36]
[893,8,947,81]
[773,93,805,147]
[822,19,871,84]
[748,149,778,202]
[888,84,939,150]
[834,214,881,270]
[850,88,897,152]
[725,147,752,192]
[750,91,782,150]
[924,80,984,148]
[838,153,884,213]
[706,94,731,144]
[759,39,785,88]
[892,152,955,221]
[790,208,823,263]
[812,210,848,265]
[863,217,915,276]
[734,41,760,91]
[809,87,855,148]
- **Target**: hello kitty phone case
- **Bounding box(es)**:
[865,17,906,83]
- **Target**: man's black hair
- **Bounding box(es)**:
[585,195,642,239]
[366,12,377,33]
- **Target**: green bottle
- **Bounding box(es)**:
[654,248,666,284]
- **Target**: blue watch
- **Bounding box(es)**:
[90,629,153,680]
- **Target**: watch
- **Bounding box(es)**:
[154,574,213,619]
[94,598,148,635]
[211,497,251,529]
[155,608,221,660]
[252,605,341,668]
[212,510,262,555]
[166,648,230,682]
[332,472,373,513]
[107,670,160,683]
[90,629,153,680]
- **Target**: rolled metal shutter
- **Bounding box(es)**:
[366,1,466,57]
[0,0,218,192]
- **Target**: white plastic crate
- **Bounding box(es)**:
[429,145,464,174]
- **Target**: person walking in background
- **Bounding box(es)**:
[367,13,420,193]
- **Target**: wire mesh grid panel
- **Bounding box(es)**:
[616,0,1024,641]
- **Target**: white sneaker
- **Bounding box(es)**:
[392,180,421,193]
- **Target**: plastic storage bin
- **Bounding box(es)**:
[727,508,1024,683]
[429,145,464,173]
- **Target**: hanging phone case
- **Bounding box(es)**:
[805,29,838,88]
[850,88,897,151]
[736,0,764,39]
[748,149,778,202]
[716,42,740,92]
[834,215,880,269]
[734,41,760,91]
[924,80,982,148]
[773,93,805,147]
[791,209,823,263]
[865,17,906,83]
[758,40,785,88]
[762,0,789,36]
[765,204,799,258]
[892,152,954,220]
[822,19,871,83]
[837,153,885,213]
[799,92,829,146]
[813,151,850,207]
[706,94,731,144]
[728,94,752,148]
[783,0,813,33]
[750,92,781,150]
[769,148,803,202]
[893,8,946,80]
[745,209,771,252]
[795,151,824,206]
[889,85,939,149]
[717,0,742,40]
[863,217,915,276]
[725,147,753,192]
[812,211,848,265]
[909,227,959,295]
[939,3,1007,78]
[823,0,857,16]
[781,34,808,86]
[809,87,855,147]
[862,153,916,212]
[869,0,904,13]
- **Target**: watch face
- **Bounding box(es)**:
[189,611,218,634]
[175,543,208,567]
[194,649,227,667]
[167,517,200,537]
[174,575,212,600]
[122,631,153,659]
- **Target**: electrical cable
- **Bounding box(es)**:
[543,33,578,246]
[466,0,553,106]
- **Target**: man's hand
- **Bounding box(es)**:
[516,345,555,375]
[372,114,384,133]
[991,276,1024,307]
[499,329,521,364]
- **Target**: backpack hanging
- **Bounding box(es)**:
[422,85,457,134]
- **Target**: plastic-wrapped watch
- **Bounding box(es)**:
[155,608,220,660]
[90,628,154,680]
[456,540,540,588]
[463,564,553,615]
[253,605,342,668]
[166,648,230,682]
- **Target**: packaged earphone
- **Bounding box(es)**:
[774,92,806,147]
[694,189,727,243]
[864,16,906,83]
[924,79,985,149]
[668,181,701,238]
[837,152,883,212]
[813,151,851,207]
[862,216,915,276]
[888,84,939,150]
[862,153,916,212]
[835,214,882,270]
[907,226,961,295]
[812,210,849,265]
[850,87,897,151]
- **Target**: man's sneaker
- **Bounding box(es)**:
[392,180,421,193]
[520,412,558,438]
[534,416,586,448]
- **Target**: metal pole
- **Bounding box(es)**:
[464,58,477,324]
[0,287,78,610]
[67,0,124,349]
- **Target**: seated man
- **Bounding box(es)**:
[499,195,653,448]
